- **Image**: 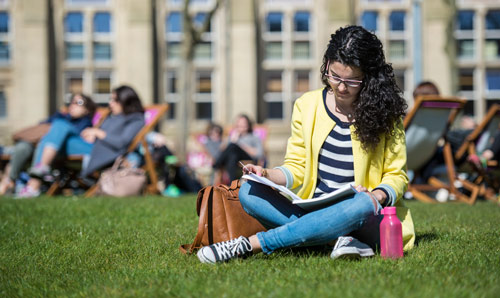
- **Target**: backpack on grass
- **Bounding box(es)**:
[179,180,266,254]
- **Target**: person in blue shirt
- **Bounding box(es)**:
[15,94,97,197]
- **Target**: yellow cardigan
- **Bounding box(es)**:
[276,88,415,251]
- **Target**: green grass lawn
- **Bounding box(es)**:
[1,195,499,297]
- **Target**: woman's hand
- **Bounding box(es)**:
[81,128,106,143]
[356,185,387,206]
[240,163,265,176]
[241,163,287,186]
[229,131,240,143]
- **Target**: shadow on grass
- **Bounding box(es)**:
[275,231,439,257]
[414,232,439,247]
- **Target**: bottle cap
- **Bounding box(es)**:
[382,206,396,215]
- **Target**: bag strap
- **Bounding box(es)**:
[179,187,213,254]
[111,156,126,170]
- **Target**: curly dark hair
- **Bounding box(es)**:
[321,25,407,151]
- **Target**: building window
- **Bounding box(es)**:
[0,12,9,62]
[195,42,212,60]
[361,11,378,32]
[93,12,111,33]
[389,40,405,60]
[64,71,84,100]
[485,10,500,30]
[293,41,310,59]
[0,90,6,119]
[457,10,474,31]
[459,69,474,92]
[485,39,500,60]
[294,70,310,104]
[194,12,210,32]
[94,71,112,103]
[486,69,500,91]
[265,41,282,60]
[485,10,500,61]
[458,39,475,59]
[166,41,181,60]
[264,71,283,120]
[261,5,314,121]
[389,11,405,31]
[195,71,213,120]
[0,11,8,33]
[166,11,182,33]
[165,71,177,119]
[65,42,84,60]
[456,10,475,60]
[294,11,309,32]
[266,12,282,32]
[93,42,111,61]
[65,12,84,33]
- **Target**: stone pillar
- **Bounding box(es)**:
[229,0,257,124]
[115,0,153,105]
[11,0,49,129]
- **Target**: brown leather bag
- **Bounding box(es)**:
[179,180,266,254]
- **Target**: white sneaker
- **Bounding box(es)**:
[330,236,374,259]
[197,236,253,264]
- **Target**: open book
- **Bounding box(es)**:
[241,173,358,211]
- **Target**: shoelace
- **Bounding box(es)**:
[333,237,353,250]
[213,237,251,260]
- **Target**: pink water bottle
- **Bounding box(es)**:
[380,207,403,259]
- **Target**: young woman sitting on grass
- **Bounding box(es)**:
[197,26,415,264]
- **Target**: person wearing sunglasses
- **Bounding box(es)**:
[15,94,97,198]
[197,26,415,264]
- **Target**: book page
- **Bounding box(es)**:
[241,173,301,201]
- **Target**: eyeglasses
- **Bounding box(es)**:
[71,99,85,106]
[325,74,363,88]
[325,61,363,88]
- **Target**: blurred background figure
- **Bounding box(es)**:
[213,114,264,182]
[1,94,96,196]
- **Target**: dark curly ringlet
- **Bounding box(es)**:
[321,25,407,151]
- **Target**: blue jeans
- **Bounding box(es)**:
[32,119,93,166]
[239,181,383,254]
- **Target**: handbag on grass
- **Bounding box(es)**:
[12,123,51,144]
[179,179,267,254]
[97,156,146,197]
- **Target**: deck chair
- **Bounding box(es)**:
[83,103,169,197]
[45,106,111,195]
[404,95,467,203]
[449,104,500,203]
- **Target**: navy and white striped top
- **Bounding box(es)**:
[313,91,355,198]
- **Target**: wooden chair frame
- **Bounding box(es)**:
[404,95,468,203]
[83,104,169,197]
[445,104,500,203]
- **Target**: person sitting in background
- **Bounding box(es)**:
[17,86,144,198]
[79,85,145,179]
[213,114,264,181]
[468,127,500,168]
[2,94,96,197]
[204,122,223,161]
[412,81,440,100]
